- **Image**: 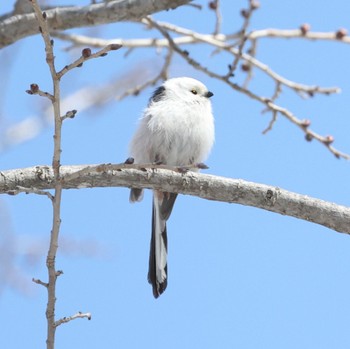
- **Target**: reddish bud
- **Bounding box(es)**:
[82,48,91,58]
[324,135,334,145]
[30,83,39,93]
[300,119,311,128]
[241,63,251,72]
[208,1,217,10]
[300,23,311,35]
[336,28,347,39]
[251,1,260,10]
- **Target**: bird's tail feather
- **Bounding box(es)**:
[129,188,144,202]
[148,191,177,298]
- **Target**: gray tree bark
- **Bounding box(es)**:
[1,164,350,235]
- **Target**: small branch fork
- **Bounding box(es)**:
[28,1,121,348]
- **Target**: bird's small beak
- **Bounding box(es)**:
[206,91,214,98]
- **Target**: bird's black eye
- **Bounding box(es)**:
[191,89,198,95]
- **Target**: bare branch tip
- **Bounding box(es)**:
[55,311,92,327]
[32,277,48,288]
[336,28,348,40]
[62,109,77,120]
[324,135,334,145]
[56,270,64,277]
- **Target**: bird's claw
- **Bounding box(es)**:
[124,157,134,164]
[196,162,209,170]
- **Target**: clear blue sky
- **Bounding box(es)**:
[2,1,350,348]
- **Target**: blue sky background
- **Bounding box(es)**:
[1,1,350,348]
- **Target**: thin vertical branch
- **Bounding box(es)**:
[30,3,122,348]
[226,0,259,78]
[209,0,222,35]
[30,1,62,348]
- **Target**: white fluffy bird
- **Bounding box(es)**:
[129,77,215,298]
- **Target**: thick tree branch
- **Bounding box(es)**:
[0,0,192,48]
[1,164,350,235]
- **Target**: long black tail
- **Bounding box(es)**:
[148,191,177,298]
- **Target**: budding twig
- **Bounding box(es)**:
[146,16,349,160]
[55,312,92,327]
[57,44,122,79]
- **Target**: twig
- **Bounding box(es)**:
[186,3,202,10]
[30,2,63,348]
[262,109,278,134]
[225,0,259,78]
[247,28,350,43]
[25,83,54,101]
[6,186,54,200]
[208,0,222,35]
[30,2,122,347]
[146,20,340,96]
[32,278,49,288]
[61,109,77,121]
[146,16,350,160]
[261,82,281,134]
[53,26,341,96]
[242,38,257,88]
[57,44,122,79]
[55,312,92,327]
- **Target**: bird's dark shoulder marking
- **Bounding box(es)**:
[149,85,166,104]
